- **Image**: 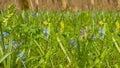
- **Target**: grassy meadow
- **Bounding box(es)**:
[0,4,120,68]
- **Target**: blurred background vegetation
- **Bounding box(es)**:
[0,0,120,11]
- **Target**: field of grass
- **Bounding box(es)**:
[0,5,120,68]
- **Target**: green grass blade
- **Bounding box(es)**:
[0,52,12,63]
[57,37,71,64]
[34,39,44,55]
[112,37,120,53]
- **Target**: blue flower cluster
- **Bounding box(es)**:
[17,52,26,64]
[3,40,24,50]
[99,29,105,38]
[0,31,8,40]
[43,29,49,38]
[2,32,8,37]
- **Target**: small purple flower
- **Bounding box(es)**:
[43,29,49,34]
[113,30,116,32]
[22,55,26,61]
[17,41,24,46]
[17,52,23,57]
[99,29,105,34]
[11,41,15,46]
[4,44,8,50]
[26,11,29,16]
[15,41,24,48]
[17,52,26,60]
[43,29,49,38]
[31,13,35,17]
[56,30,61,33]
[12,41,24,49]
[2,32,8,37]
[45,34,49,38]
[101,33,105,38]
[99,29,105,38]
[17,52,26,64]
[21,55,26,65]
[92,35,97,39]
[68,39,75,45]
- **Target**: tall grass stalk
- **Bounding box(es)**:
[112,37,120,53]
[57,37,71,64]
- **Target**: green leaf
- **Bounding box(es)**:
[0,52,12,63]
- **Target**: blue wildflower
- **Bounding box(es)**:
[4,44,8,50]
[17,52,23,57]
[113,30,116,32]
[98,29,105,38]
[43,29,49,34]
[11,41,15,46]
[17,52,27,64]
[15,41,24,48]
[17,41,24,46]
[99,29,105,34]
[45,34,49,38]
[101,33,105,38]
[31,13,35,17]
[2,32,8,37]
[68,39,75,45]
[25,11,29,16]
[92,35,97,39]
[21,55,26,65]
[22,55,26,61]
[12,41,24,49]
[17,52,26,61]
[56,30,61,33]
[43,29,49,38]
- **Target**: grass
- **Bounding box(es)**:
[0,4,120,68]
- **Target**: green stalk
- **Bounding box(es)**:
[0,19,6,68]
[0,52,12,63]
[57,37,71,64]
[112,37,120,53]
[0,21,4,51]
[34,40,44,55]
